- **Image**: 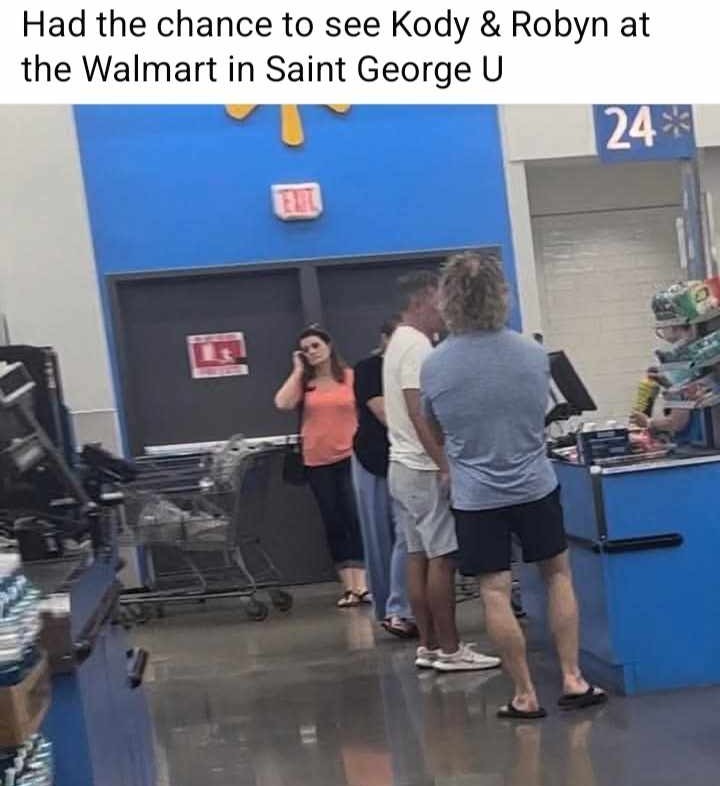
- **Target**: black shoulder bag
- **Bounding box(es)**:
[282,398,307,485]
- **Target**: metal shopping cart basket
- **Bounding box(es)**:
[118,437,293,622]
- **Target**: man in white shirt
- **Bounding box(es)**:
[384,271,501,673]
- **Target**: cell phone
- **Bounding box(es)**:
[296,350,312,371]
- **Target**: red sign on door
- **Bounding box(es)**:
[187,333,248,379]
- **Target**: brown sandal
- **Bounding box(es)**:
[337,591,359,608]
[354,590,373,605]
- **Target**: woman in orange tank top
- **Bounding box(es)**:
[275,326,367,607]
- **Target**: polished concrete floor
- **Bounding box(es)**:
[134,584,720,786]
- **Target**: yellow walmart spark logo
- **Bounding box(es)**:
[226,105,350,147]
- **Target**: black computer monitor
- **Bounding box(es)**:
[546,351,597,425]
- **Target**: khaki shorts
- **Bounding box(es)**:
[388,462,458,559]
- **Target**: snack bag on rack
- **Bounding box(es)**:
[688,280,719,316]
[705,276,720,304]
[685,329,720,366]
[652,286,685,324]
[663,373,716,404]
[671,281,702,320]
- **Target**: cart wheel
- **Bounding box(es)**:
[269,590,293,613]
[245,599,269,622]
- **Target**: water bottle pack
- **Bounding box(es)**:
[0,574,43,687]
[1,734,53,785]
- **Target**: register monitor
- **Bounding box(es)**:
[546,351,597,425]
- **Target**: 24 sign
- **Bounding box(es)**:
[594,105,696,163]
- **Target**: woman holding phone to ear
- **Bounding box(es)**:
[275,326,368,608]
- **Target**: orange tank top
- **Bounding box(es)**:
[301,369,358,467]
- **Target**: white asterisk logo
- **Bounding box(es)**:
[661,106,693,139]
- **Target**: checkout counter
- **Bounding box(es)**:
[0,353,156,785]
[521,449,720,695]
[34,545,155,786]
[522,339,720,695]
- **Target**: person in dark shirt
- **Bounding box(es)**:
[352,318,416,638]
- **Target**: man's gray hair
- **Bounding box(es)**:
[439,251,509,333]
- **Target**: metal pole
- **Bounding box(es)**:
[681,158,706,280]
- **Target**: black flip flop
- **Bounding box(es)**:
[497,702,548,720]
[558,685,608,710]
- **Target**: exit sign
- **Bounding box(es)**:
[272,182,323,221]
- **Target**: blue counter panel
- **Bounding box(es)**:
[602,463,716,539]
[525,460,720,694]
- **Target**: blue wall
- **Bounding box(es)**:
[74,105,518,452]
[74,104,516,303]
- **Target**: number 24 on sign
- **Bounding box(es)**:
[605,106,655,150]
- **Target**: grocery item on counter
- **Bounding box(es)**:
[629,429,670,453]
[576,425,631,465]
[632,377,660,416]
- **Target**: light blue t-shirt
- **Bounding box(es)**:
[420,329,558,511]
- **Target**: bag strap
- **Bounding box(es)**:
[295,393,305,449]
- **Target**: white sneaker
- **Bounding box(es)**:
[415,646,441,669]
[433,643,502,672]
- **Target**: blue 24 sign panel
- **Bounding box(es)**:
[594,105,696,163]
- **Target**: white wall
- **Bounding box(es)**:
[501,106,595,163]
[519,158,684,422]
[526,158,682,215]
[0,106,120,452]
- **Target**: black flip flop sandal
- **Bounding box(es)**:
[354,590,373,605]
[497,702,548,720]
[558,685,608,710]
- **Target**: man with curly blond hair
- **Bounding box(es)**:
[420,250,607,720]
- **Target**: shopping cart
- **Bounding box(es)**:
[118,438,293,623]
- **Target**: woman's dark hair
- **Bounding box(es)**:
[297,326,347,388]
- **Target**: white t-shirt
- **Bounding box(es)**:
[383,325,437,471]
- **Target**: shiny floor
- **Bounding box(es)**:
[134,584,720,786]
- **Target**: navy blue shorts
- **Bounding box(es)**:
[453,487,567,575]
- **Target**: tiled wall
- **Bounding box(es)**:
[527,159,684,424]
[534,208,682,422]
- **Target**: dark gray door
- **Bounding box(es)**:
[316,257,444,365]
[115,268,303,454]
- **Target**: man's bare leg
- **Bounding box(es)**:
[539,551,604,699]
[407,553,436,649]
[480,571,539,712]
[427,555,459,653]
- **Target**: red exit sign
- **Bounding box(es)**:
[271,182,323,221]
